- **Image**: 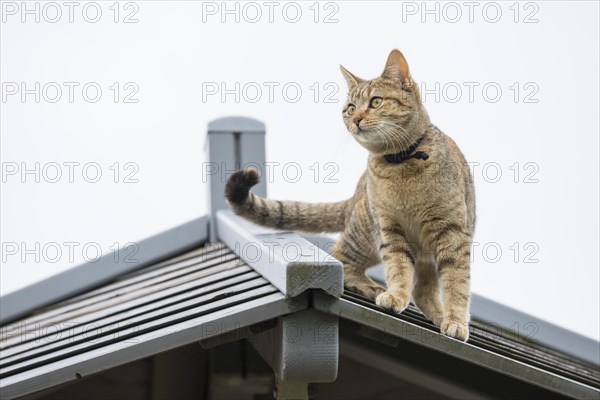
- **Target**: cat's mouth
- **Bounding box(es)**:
[352,129,375,145]
[352,123,374,135]
[352,128,369,139]
[353,124,380,137]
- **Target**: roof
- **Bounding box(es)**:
[0,212,599,399]
[0,243,304,398]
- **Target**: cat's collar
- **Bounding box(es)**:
[383,134,429,164]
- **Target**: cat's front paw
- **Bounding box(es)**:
[375,290,410,314]
[440,319,469,341]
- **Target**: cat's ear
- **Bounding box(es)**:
[340,65,364,90]
[381,49,412,86]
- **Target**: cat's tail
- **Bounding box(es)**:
[225,168,350,233]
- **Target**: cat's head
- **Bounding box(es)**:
[341,49,428,155]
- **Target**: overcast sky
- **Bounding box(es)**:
[1,1,598,341]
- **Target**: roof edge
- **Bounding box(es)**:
[313,292,600,400]
[301,234,600,366]
[469,293,600,367]
[0,216,209,325]
[370,263,600,366]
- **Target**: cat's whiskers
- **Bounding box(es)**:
[379,121,413,151]
[372,123,400,154]
[375,127,393,153]
[371,124,394,152]
[377,123,406,152]
[379,128,399,154]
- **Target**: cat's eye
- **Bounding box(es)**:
[370,97,383,108]
[347,104,356,115]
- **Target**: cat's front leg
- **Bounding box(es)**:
[376,225,415,314]
[434,229,472,341]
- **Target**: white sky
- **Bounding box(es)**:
[1,1,598,341]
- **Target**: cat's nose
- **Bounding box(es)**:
[353,117,363,127]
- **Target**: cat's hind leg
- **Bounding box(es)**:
[434,229,472,341]
[332,232,384,301]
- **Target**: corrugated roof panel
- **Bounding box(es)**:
[0,217,209,325]
[43,244,231,309]
[0,244,303,399]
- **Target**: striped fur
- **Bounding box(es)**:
[225,49,476,341]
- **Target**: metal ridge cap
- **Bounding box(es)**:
[215,210,343,299]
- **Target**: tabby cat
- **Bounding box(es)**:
[225,49,476,341]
